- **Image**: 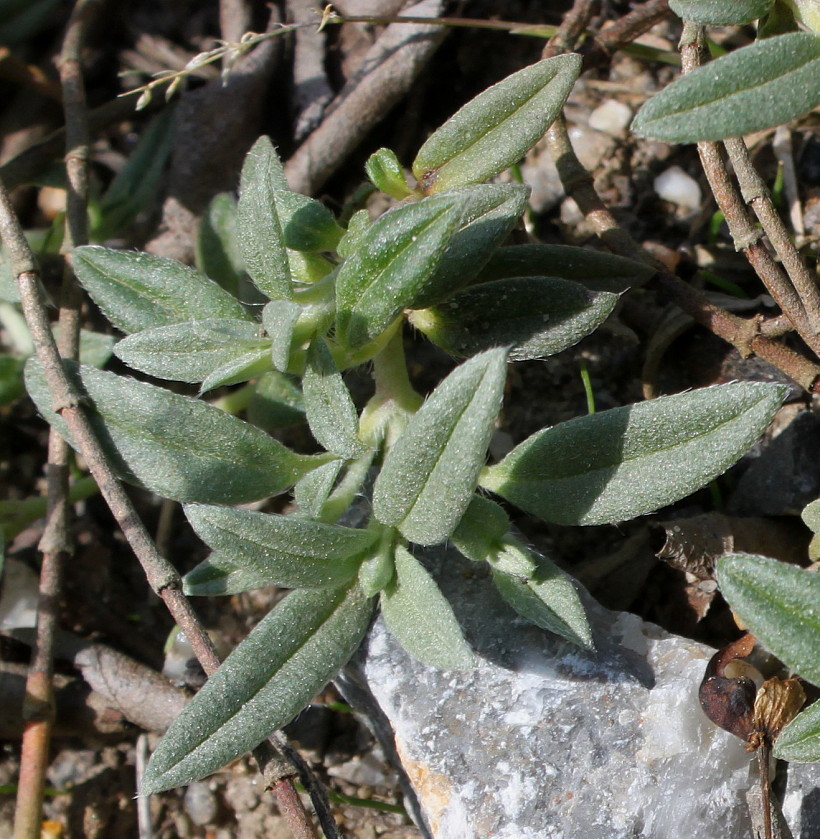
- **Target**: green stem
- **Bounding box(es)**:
[359,329,422,451]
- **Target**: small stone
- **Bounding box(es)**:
[588,100,632,136]
[654,166,702,212]
[184,781,219,826]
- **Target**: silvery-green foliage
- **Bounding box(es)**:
[27,53,791,794]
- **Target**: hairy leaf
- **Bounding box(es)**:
[73,246,251,335]
[195,192,245,297]
[335,195,463,349]
[478,244,655,293]
[302,338,364,459]
[114,319,271,389]
[716,553,820,685]
[373,347,508,545]
[140,582,373,793]
[262,300,301,372]
[183,503,375,592]
[410,184,531,308]
[294,459,344,519]
[492,546,592,649]
[380,546,475,669]
[275,190,344,253]
[773,701,820,762]
[451,494,511,563]
[412,54,581,192]
[247,371,305,431]
[631,33,820,143]
[669,0,774,24]
[25,360,331,504]
[410,276,618,360]
[236,136,292,299]
[365,148,413,200]
[481,382,785,525]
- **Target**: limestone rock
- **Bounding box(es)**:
[338,544,817,838]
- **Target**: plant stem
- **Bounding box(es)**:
[678,21,820,355]
[545,117,820,392]
[13,0,95,832]
[723,135,820,333]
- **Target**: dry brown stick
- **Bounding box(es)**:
[678,23,820,356]
[582,0,671,70]
[13,1,97,834]
[724,135,820,332]
[546,116,820,392]
[284,0,447,196]
[541,0,598,59]
[0,186,322,837]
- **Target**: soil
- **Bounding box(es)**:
[1,1,818,837]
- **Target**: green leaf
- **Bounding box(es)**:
[335,195,463,349]
[716,553,820,685]
[380,546,476,669]
[0,356,24,406]
[365,148,413,199]
[801,498,820,533]
[294,459,344,519]
[94,109,175,241]
[631,33,820,143]
[410,277,618,360]
[262,299,301,372]
[114,319,271,390]
[195,192,245,297]
[236,137,292,300]
[412,54,581,192]
[669,0,774,24]
[373,347,508,546]
[275,190,344,253]
[481,382,785,526]
[183,551,280,596]
[491,545,593,649]
[451,494,510,563]
[302,337,364,459]
[410,184,531,309]
[246,371,305,431]
[25,360,331,505]
[73,246,251,335]
[140,582,374,793]
[183,503,375,591]
[478,244,656,293]
[773,702,820,762]
[358,528,396,597]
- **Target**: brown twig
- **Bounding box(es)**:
[581,0,671,70]
[723,135,820,331]
[678,23,820,356]
[13,1,97,834]
[544,112,820,391]
[1,181,323,836]
[283,0,447,196]
[540,0,598,60]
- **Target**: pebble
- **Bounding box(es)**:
[184,780,219,826]
[588,100,633,136]
[653,165,702,212]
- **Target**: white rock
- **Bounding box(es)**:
[654,166,702,212]
[337,543,817,838]
[589,100,633,136]
[0,558,38,629]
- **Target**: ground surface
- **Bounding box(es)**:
[1,0,818,836]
